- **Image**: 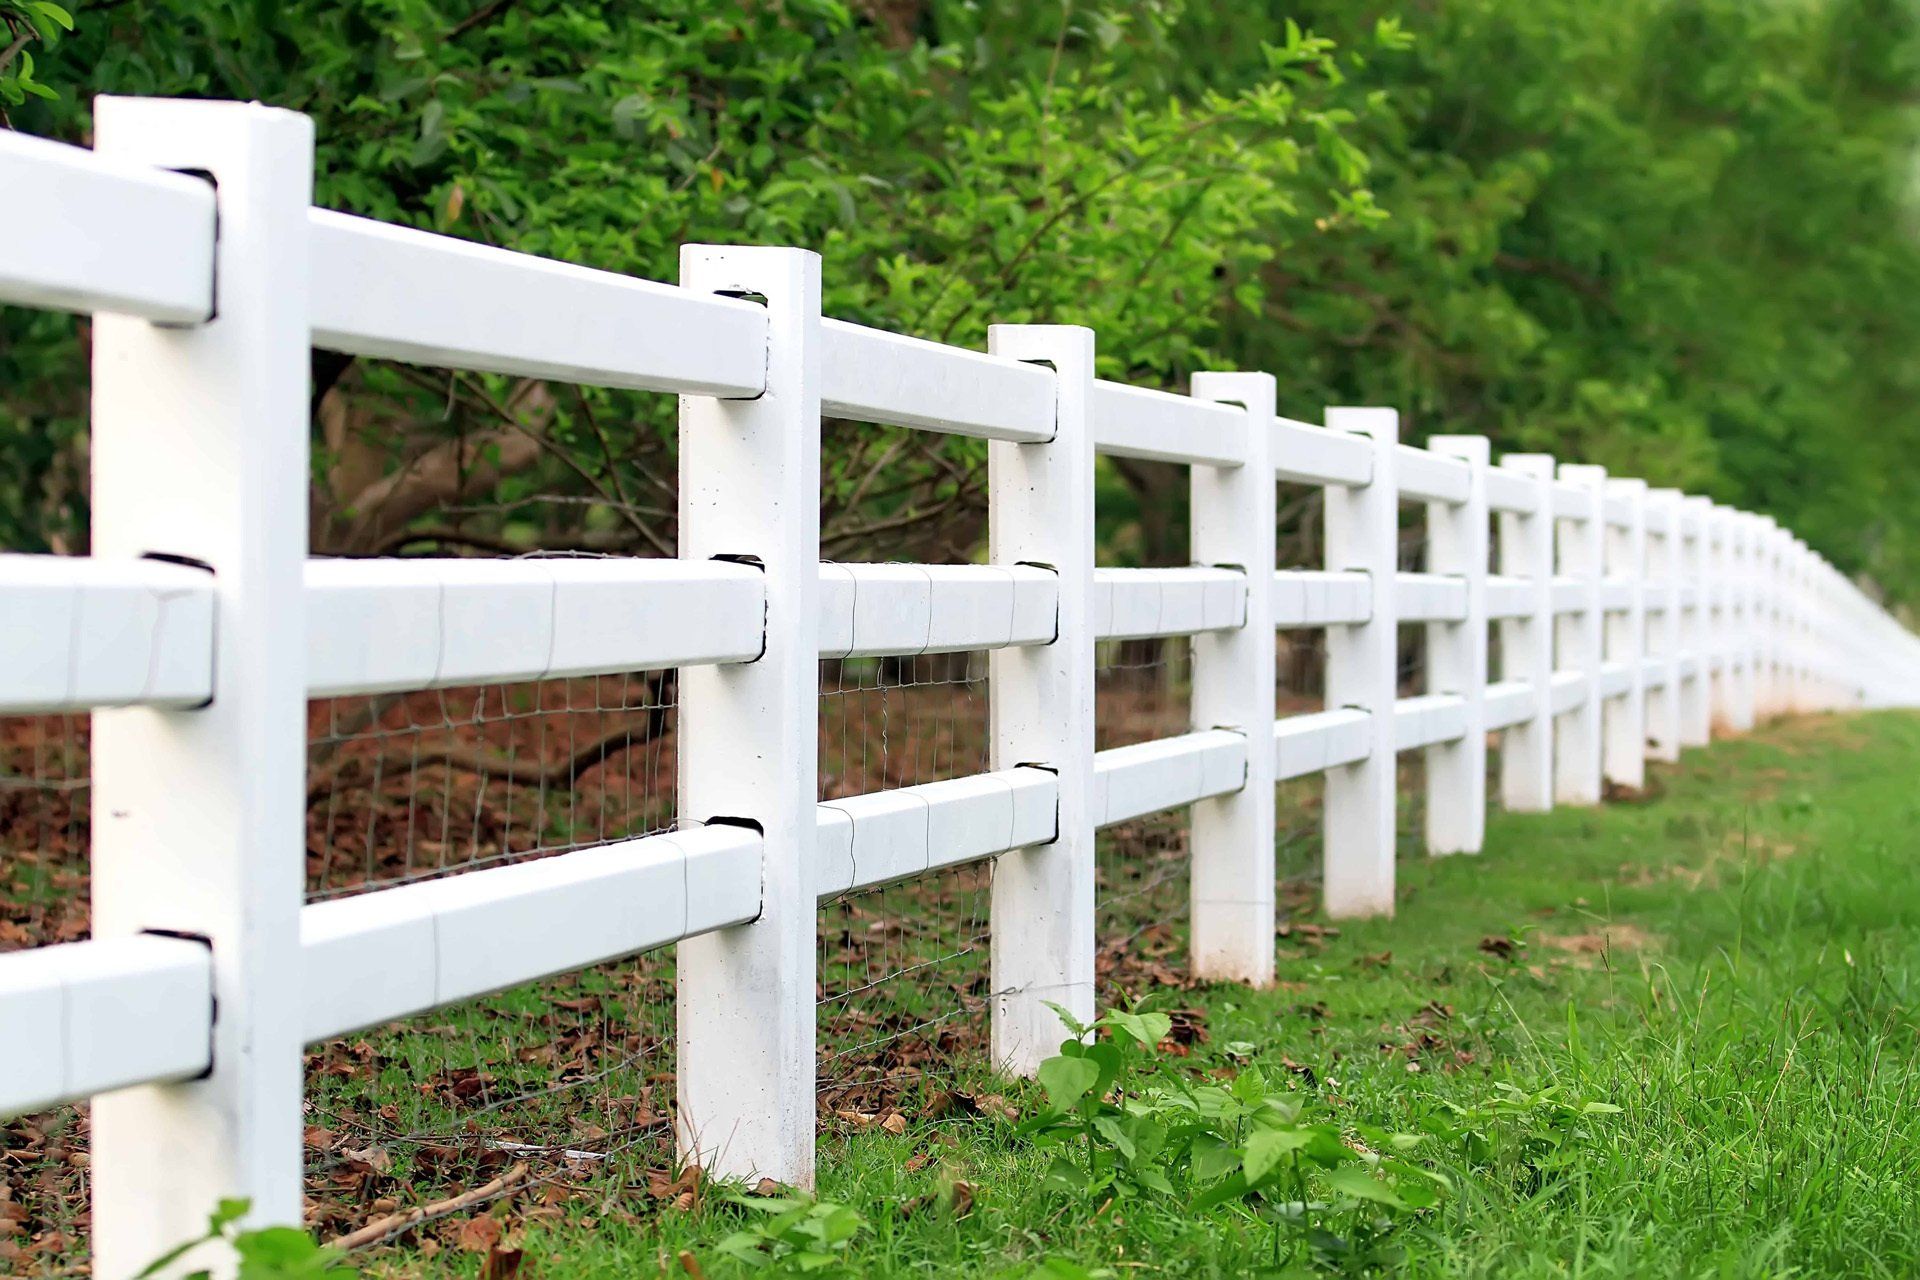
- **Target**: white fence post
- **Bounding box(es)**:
[1555,464,1607,804]
[1602,478,1647,790]
[988,324,1096,1075]
[1731,514,1758,730]
[87,98,312,1276]
[1322,407,1398,919]
[674,245,820,1186]
[1497,454,1555,811]
[1643,490,1684,762]
[1425,435,1489,854]
[1679,496,1714,745]
[1755,516,1782,720]
[1707,506,1734,731]
[1188,372,1276,984]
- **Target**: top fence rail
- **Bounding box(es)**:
[1,99,1918,1278]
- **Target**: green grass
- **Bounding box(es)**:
[351,711,1920,1279]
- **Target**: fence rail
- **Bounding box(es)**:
[3,98,1919,1275]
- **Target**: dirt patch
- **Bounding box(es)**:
[1538,923,1658,967]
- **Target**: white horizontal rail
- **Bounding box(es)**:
[1552,481,1597,522]
[0,936,212,1117]
[0,131,216,323]
[819,767,1058,896]
[1484,679,1537,730]
[1486,574,1531,620]
[1094,567,1246,640]
[1396,572,1469,623]
[1485,466,1542,515]
[1396,445,1471,505]
[1552,576,1586,614]
[1550,669,1588,715]
[308,210,769,397]
[1600,659,1634,699]
[822,563,1056,658]
[1274,416,1372,487]
[1092,730,1248,827]
[1274,707,1373,780]
[301,824,760,1042]
[821,319,1054,442]
[0,554,214,713]
[1395,693,1469,752]
[307,557,766,696]
[1090,380,1247,466]
[1273,569,1371,628]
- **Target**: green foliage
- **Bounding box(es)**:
[136,1199,355,1280]
[0,1,71,112]
[1019,1003,1450,1273]
[3,0,1918,601]
[712,1194,868,1276]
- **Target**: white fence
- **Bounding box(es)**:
[3,98,1918,1274]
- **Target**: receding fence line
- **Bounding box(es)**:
[2,98,1918,1274]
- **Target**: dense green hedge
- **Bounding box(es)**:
[4,0,1916,604]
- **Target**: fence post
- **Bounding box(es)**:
[1707,507,1734,731]
[1730,514,1758,731]
[1643,490,1684,763]
[1497,454,1555,811]
[988,324,1096,1075]
[1755,516,1782,720]
[1555,464,1606,804]
[1781,537,1798,712]
[1188,372,1276,984]
[87,98,312,1276]
[1679,496,1714,746]
[1602,477,1647,791]
[1425,435,1489,854]
[675,245,820,1186]
[1322,407,1398,919]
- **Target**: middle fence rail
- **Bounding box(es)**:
[2,97,1919,1274]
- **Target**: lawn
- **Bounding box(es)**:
[310,709,1920,1279]
[12,711,1920,1278]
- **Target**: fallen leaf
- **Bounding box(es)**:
[455,1215,502,1254]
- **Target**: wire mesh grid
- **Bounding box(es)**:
[1092,632,1194,987]
[299,625,687,1241]
[815,650,997,1123]
[307,672,679,902]
[1,713,91,1276]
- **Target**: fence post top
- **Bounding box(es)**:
[1190,370,1276,415]
[1560,462,1608,486]
[1606,475,1648,497]
[95,93,314,134]
[1325,405,1398,441]
[1427,434,1491,463]
[1499,452,1555,478]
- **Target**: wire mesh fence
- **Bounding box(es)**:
[3,455,1485,1269]
[816,650,996,1127]
[1,713,91,1275]
[307,671,679,902]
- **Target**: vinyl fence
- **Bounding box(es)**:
[3,98,1918,1275]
